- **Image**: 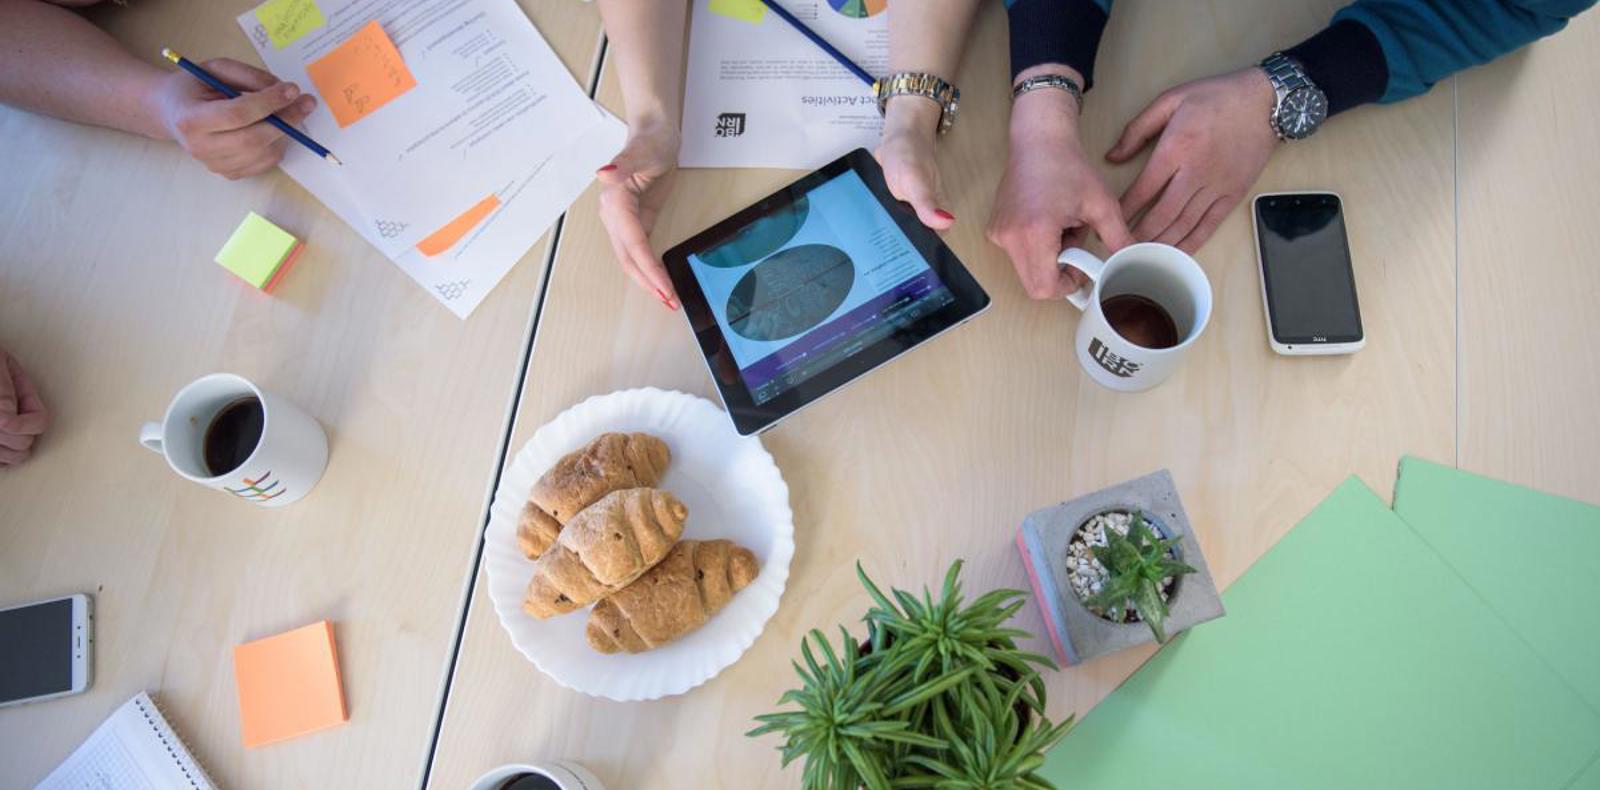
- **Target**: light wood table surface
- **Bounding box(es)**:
[0,2,602,788]
[427,0,1600,787]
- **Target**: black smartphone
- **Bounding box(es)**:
[1252,192,1364,355]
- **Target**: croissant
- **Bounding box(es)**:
[522,488,687,619]
[517,432,670,559]
[586,539,760,654]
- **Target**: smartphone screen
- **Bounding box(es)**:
[0,598,77,704]
[1255,194,1363,345]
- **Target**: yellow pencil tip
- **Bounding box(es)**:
[161,48,180,64]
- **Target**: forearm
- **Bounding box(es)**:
[1286,0,1597,114]
[0,0,169,139]
[884,0,979,138]
[596,0,688,133]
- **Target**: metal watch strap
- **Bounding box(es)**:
[1011,73,1084,113]
[1260,52,1310,140]
[873,72,960,135]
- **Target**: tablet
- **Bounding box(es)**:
[664,148,990,435]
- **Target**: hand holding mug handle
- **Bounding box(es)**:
[139,421,164,453]
[1058,248,1107,311]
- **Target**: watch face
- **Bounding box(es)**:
[1279,88,1328,139]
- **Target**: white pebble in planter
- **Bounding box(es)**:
[1016,469,1225,665]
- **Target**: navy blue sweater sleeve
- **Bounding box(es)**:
[1285,0,1596,115]
[1004,0,1114,88]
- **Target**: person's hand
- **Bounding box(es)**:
[597,119,681,310]
[874,97,954,231]
[1108,66,1278,253]
[147,58,317,181]
[0,348,48,467]
[987,86,1132,300]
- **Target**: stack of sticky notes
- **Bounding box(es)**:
[233,620,347,748]
[215,212,303,292]
[1040,458,1600,789]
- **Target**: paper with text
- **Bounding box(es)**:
[681,0,886,169]
[256,0,325,48]
[306,20,416,127]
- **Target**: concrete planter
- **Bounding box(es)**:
[1016,469,1224,665]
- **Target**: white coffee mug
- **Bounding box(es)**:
[468,761,605,790]
[1059,242,1213,392]
[138,373,327,507]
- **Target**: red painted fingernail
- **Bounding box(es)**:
[597,164,618,173]
[934,209,955,221]
[654,288,672,305]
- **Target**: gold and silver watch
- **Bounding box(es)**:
[873,72,961,135]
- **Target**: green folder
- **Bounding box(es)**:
[1041,477,1600,789]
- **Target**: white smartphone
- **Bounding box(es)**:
[1252,191,1365,355]
[0,593,93,708]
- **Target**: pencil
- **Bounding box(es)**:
[161,48,342,166]
[755,0,875,87]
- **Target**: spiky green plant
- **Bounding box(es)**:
[1082,511,1197,643]
[749,560,1073,789]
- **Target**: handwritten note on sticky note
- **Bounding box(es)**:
[709,0,767,23]
[417,195,501,257]
[306,20,416,128]
[256,0,325,49]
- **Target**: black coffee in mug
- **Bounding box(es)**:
[203,396,264,476]
[1101,293,1180,350]
[496,775,562,790]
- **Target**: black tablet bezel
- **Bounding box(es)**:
[663,148,990,435]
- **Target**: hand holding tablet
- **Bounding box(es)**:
[664,149,989,435]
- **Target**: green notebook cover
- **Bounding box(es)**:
[1394,456,1600,712]
[1040,477,1600,789]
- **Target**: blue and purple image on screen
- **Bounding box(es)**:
[687,170,955,405]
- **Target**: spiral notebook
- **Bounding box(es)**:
[37,691,218,790]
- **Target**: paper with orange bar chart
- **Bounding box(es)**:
[237,0,624,317]
[681,0,889,169]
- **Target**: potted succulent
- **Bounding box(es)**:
[1016,469,1224,665]
[749,561,1072,789]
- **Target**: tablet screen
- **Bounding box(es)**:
[685,169,957,405]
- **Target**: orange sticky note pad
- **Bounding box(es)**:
[306,20,416,128]
[233,620,347,747]
[416,194,501,257]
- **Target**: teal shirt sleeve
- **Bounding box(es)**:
[1286,0,1596,114]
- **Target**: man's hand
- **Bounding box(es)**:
[148,59,317,181]
[0,348,48,467]
[1109,66,1278,253]
[875,96,955,231]
[597,118,681,309]
[987,84,1131,300]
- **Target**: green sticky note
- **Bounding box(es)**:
[216,212,298,289]
[708,0,766,24]
[1394,456,1600,711]
[1042,477,1600,789]
[257,0,326,49]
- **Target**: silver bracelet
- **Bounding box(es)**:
[1012,74,1084,113]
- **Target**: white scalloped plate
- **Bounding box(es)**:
[484,388,794,701]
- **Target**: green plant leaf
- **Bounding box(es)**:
[1137,577,1170,643]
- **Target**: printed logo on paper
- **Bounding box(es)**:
[375,219,409,239]
[715,113,747,138]
[434,279,470,300]
[226,471,287,502]
[1088,338,1141,378]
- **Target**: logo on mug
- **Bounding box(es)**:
[1089,338,1141,378]
[715,112,747,137]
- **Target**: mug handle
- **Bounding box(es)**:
[139,422,164,454]
[1058,247,1107,311]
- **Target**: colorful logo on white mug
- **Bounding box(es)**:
[226,471,287,502]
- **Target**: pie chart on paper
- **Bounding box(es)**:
[828,0,886,18]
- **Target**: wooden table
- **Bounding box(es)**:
[0,2,602,788]
[426,1,1600,788]
[3,0,1596,788]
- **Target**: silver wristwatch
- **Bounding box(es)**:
[873,72,961,135]
[1259,52,1327,141]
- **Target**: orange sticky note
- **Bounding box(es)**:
[416,194,501,257]
[233,621,347,747]
[306,20,416,128]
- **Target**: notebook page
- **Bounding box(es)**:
[36,692,216,790]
